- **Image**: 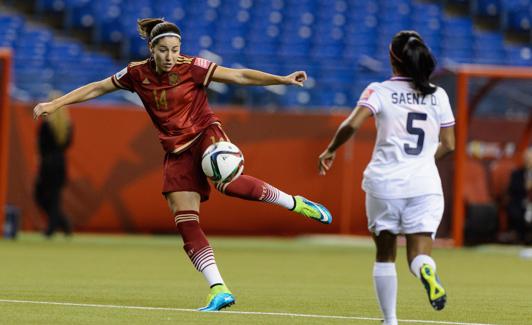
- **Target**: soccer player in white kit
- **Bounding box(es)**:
[318,31,455,325]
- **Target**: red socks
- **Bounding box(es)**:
[216,175,274,202]
[174,210,214,272]
[215,175,295,209]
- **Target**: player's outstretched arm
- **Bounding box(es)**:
[211,66,307,87]
[435,126,455,160]
[318,105,373,175]
[33,77,118,119]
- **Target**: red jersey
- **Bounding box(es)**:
[111,55,219,153]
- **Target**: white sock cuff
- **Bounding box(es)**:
[373,262,397,277]
[202,263,224,287]
[410,255,436,278]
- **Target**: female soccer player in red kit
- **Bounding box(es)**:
[33,18,332,311]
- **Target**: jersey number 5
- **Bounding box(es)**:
[404,112,427,155]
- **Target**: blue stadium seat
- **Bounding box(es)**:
[244,40,277,57]
[0,11,130,102]
[442,48,474,63]
[310,44,344,60]
[473,30,505,64]
[471,0,502,19]
[501,1,531,34]
[92,3,123,44]
[3,0,532,105]
[505,44,532,65]
[122,36,149,59]
[64,0,95,29]
[317,64,356,86]
[281,60,317,81]
[279,87,312,108]
[278,42,311,58]
[35,0,66,14]
[153,0,186,22]
[0,14,24,30]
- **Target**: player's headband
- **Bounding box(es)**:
[150,32,181,44]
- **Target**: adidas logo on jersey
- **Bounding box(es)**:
[142,78,150,85]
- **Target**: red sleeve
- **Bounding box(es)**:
[111,66,134,92]
[190,57,217,87]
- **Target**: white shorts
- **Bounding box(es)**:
[365,194,444,239]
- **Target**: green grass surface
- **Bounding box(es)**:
[0,233,530,324]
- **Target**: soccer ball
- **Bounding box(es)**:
[201,141,244,183]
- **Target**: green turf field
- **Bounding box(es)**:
[0,233,530,324]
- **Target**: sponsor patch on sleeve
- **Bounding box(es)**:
[194,58,211,69]
[114,67,128,80]
[360,88,374,100]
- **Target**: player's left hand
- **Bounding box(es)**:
[284,71,307,87]
[318,149,336,176]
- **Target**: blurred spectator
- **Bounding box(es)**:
[507,147,532,245]
[34,92,73,238]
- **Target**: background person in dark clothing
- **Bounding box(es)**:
[507,148,532,244]
[34,103,73,237]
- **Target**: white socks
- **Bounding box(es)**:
[260,184,295,210]
[410,254,436,278]
[201,264,224,287]
[372,256,437,324]
[373,262,398,325]
[276,191,295,210]
[274,190,295,210]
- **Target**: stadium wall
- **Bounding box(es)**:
[7,103,528,237]
[7,102,376,236]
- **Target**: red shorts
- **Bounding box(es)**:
[162,123,230,201]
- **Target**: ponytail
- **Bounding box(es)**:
[137,18,181,45]
[137,18,165,39]
[402,37,436,95]
[390,31,437,95]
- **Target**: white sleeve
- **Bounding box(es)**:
[438,88,455,128]
[356,83,382,115]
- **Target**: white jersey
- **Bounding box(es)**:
[357,76,455,199]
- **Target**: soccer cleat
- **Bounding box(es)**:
[420,264,447,311]
[292,196,332,224]
[198,284,235,312]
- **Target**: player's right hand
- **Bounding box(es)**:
[33,102,54,119]
[318,149,336,176]
[284,71,307,87]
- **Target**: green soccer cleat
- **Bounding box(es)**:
[420,264,447,311]
[292,196,332,224]
[198,284,235,312]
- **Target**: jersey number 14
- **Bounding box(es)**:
[404,112,427,155]
[153,89,168,111]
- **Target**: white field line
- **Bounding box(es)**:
[0,299,498,325]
